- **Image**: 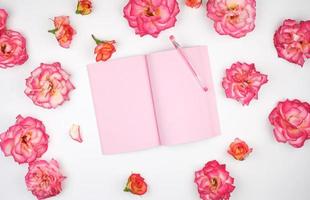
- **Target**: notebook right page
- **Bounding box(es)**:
[147,46,221,145]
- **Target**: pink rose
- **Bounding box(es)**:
[25,62,75,109]
[195,160,235,200]
[206,0,256,38]
[269,99,310,148]
[123,0,180,37]
[49,16,76,48]
[0,30,29,69]
[274,19,310,67]
[222,62,268,105]
[25,159,65,200]
[0,115,49,164]
[0,8,8,34]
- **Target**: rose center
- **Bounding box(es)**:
[22,133,31,142]
[235,145,244,153]
[40,173,51,188]
[145,7,156,17]
[0,43,12,55]
[42,79,56,96]
[227,3,241,23]
[209,177,220,191]
[21,132,32,148]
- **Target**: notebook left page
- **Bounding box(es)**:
[87,56,160,154]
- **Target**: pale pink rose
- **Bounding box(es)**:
[0,30,29,69]
[269,99,310,148]
[25,62,75,109]
[274,19,310,67]
[0,115,49,164]
[0,9,8,34]
[49,16,76,48]
[195,160,235,200]
[25,159,65,200]
[222,62,268,105]
[206,0,256,38]
[123,0,180,37]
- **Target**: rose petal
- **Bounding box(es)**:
[69,124,83,143]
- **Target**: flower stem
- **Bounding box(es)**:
[48,28,57,34]
[91,34,102,45]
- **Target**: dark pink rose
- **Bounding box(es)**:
[269,99,310,148]
[195,160,235,200]
[0,30,28,69]
[222,62,268,105]
[25,159,65,199]
[123,0,180,37]
[0,115,49,164]
[274,19,310,67]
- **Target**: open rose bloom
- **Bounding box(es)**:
[0,8,8,34]
[274,19,310,67]
[0,115,49,164]
[269,99,310,148]
[195,160,235,200]
[123,0,180,37]
[25,62,75,109]
[186,0,202,8]
[49,16,76,48]
[206,0,256,38]
[124,173,148,195]
[227,138,252,160]
[25,159,65,200]
[0,30,29,69]
[222,62,268,105]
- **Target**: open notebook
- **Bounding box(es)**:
[87,46,220,154]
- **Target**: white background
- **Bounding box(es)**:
[0,0,310,200]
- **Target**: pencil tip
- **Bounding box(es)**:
[169,35,175,41]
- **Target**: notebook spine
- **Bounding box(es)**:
[144,55,162,145]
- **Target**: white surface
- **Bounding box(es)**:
[0,0,310,200]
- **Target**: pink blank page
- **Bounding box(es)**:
[87,56,159,154]
[147,46,221,145]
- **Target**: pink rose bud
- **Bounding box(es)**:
[49,16,76,48]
